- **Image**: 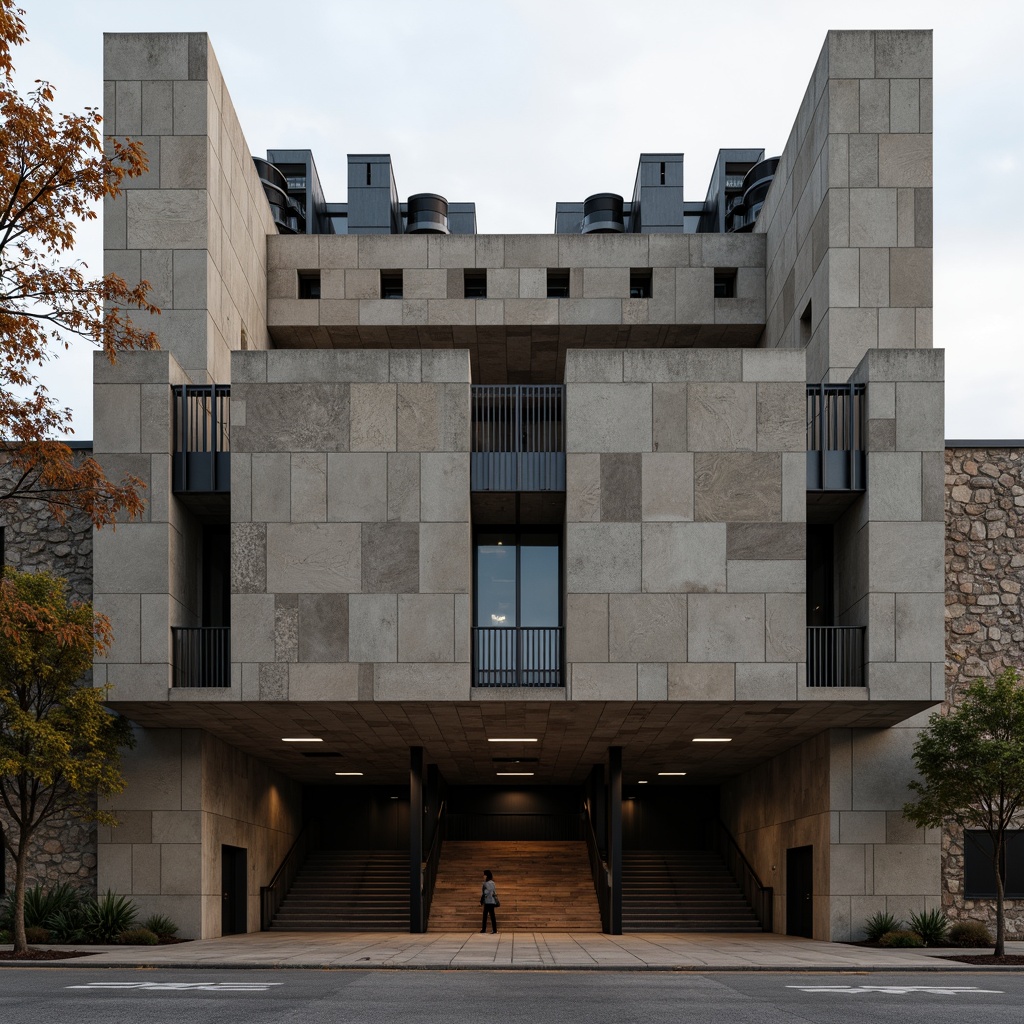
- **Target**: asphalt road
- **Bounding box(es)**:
[0,968,1020,1024]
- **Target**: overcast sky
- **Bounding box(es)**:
[14,0,1024,440]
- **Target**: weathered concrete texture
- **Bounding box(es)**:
[943,446,1024,932]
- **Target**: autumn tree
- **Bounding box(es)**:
[0,566,133,954]
[904,668,1024,957]
[0,0,159,527]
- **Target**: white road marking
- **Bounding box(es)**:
[66,982,283,992]
[787,985,1004,996]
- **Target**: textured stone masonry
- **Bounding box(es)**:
[943,445,1024,934]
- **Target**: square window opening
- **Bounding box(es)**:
[630,268,653,299]
[298,270,321,300]
[464,269,487,299]
[546,268,570,299]
[713,268,737,299]
[380,269,404,299]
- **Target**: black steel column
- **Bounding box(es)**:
[409,746,424,933]
[608,745,622,935]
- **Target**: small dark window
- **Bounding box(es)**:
[965,831,1024,898]
[660,161,666,185]
[464,269,487,299]
[298,271,321,299]
[713,269,736,299]
[630,269,652,299]
[800,300,813,344]
[546,269,570,298]
[380,269,403,299]
[366,162,372,186]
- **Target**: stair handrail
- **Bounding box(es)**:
[711,820,774,933]
[422,800,447,926]
[582,804,611,933]
[259,822,314,931]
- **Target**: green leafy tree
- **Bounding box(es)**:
[904,668,1024,957]
[0,567,133,954]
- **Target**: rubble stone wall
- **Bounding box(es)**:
[1,450,97,896]
[944,444,1024,933]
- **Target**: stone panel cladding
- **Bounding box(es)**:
[228,347,472,702]
[563,347,809,701]
[943,444,1024,933]
[756,30,933,385]
[1,450,97,894]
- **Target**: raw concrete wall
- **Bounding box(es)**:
[229,349,472,701]
[97,727,301,938]
[721,733,831,938]
[563,347,807,700]
[757,30,933,384]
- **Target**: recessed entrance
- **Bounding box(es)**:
[785,845,814,938]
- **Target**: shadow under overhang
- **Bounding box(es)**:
[105,697,938,786]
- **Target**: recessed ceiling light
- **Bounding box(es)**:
[638,780,648,784]
[496,772,535,776]
[657,772,687,776]
[488,738,538,743]
[334,772,364,776]
[282,737,323,743]
[692,737,732,743]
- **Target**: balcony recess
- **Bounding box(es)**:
[172,384,230,495]
[171,626,231,688]
[806,626,865,687]
[471,385,565,491]
[472,626,564,688]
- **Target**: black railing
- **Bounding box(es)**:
[260,824,314,931]
[171,626,231,688]
[806,383,865,491]
[583,805,611,933]
[807,626,866,687]
[422,800,447,926]
[172,384,231,493]
[471,385,565,491]
[711,820,774,933]
[472,626,563,687]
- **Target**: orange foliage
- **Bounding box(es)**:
[0,1,159,526]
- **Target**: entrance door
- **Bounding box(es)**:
[221,845,248,935]
[786,845,813,938]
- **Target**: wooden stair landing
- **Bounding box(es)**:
[428,840,602,932]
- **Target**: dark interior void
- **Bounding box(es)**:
[201,523,231,627]
[965,830,1024,898]
[304,784,720,850]
[806,523,834,627]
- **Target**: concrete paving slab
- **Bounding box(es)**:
[4,932,1023,971]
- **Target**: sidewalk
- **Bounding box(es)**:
[3,931,1021,970]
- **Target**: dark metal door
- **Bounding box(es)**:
[786,845,813,938]
[221,844,248,935]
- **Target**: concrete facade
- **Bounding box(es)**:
[68,27,951,942]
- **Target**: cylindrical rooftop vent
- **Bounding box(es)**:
[581,193,624,234]
[406,193,449,234]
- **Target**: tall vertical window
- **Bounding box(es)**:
[474,528,562,687]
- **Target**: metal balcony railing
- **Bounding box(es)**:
[471,385,565,491]
[806,383,865,491]
[172,384,231,493]
[472,626,564,687]
[806,626,865,687]
[171,626,231,688]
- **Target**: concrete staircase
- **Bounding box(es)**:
[427,840,603,932]
[622,849,762,932]
[269,849,408,931]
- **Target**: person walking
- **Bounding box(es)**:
[480,869,498,934]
